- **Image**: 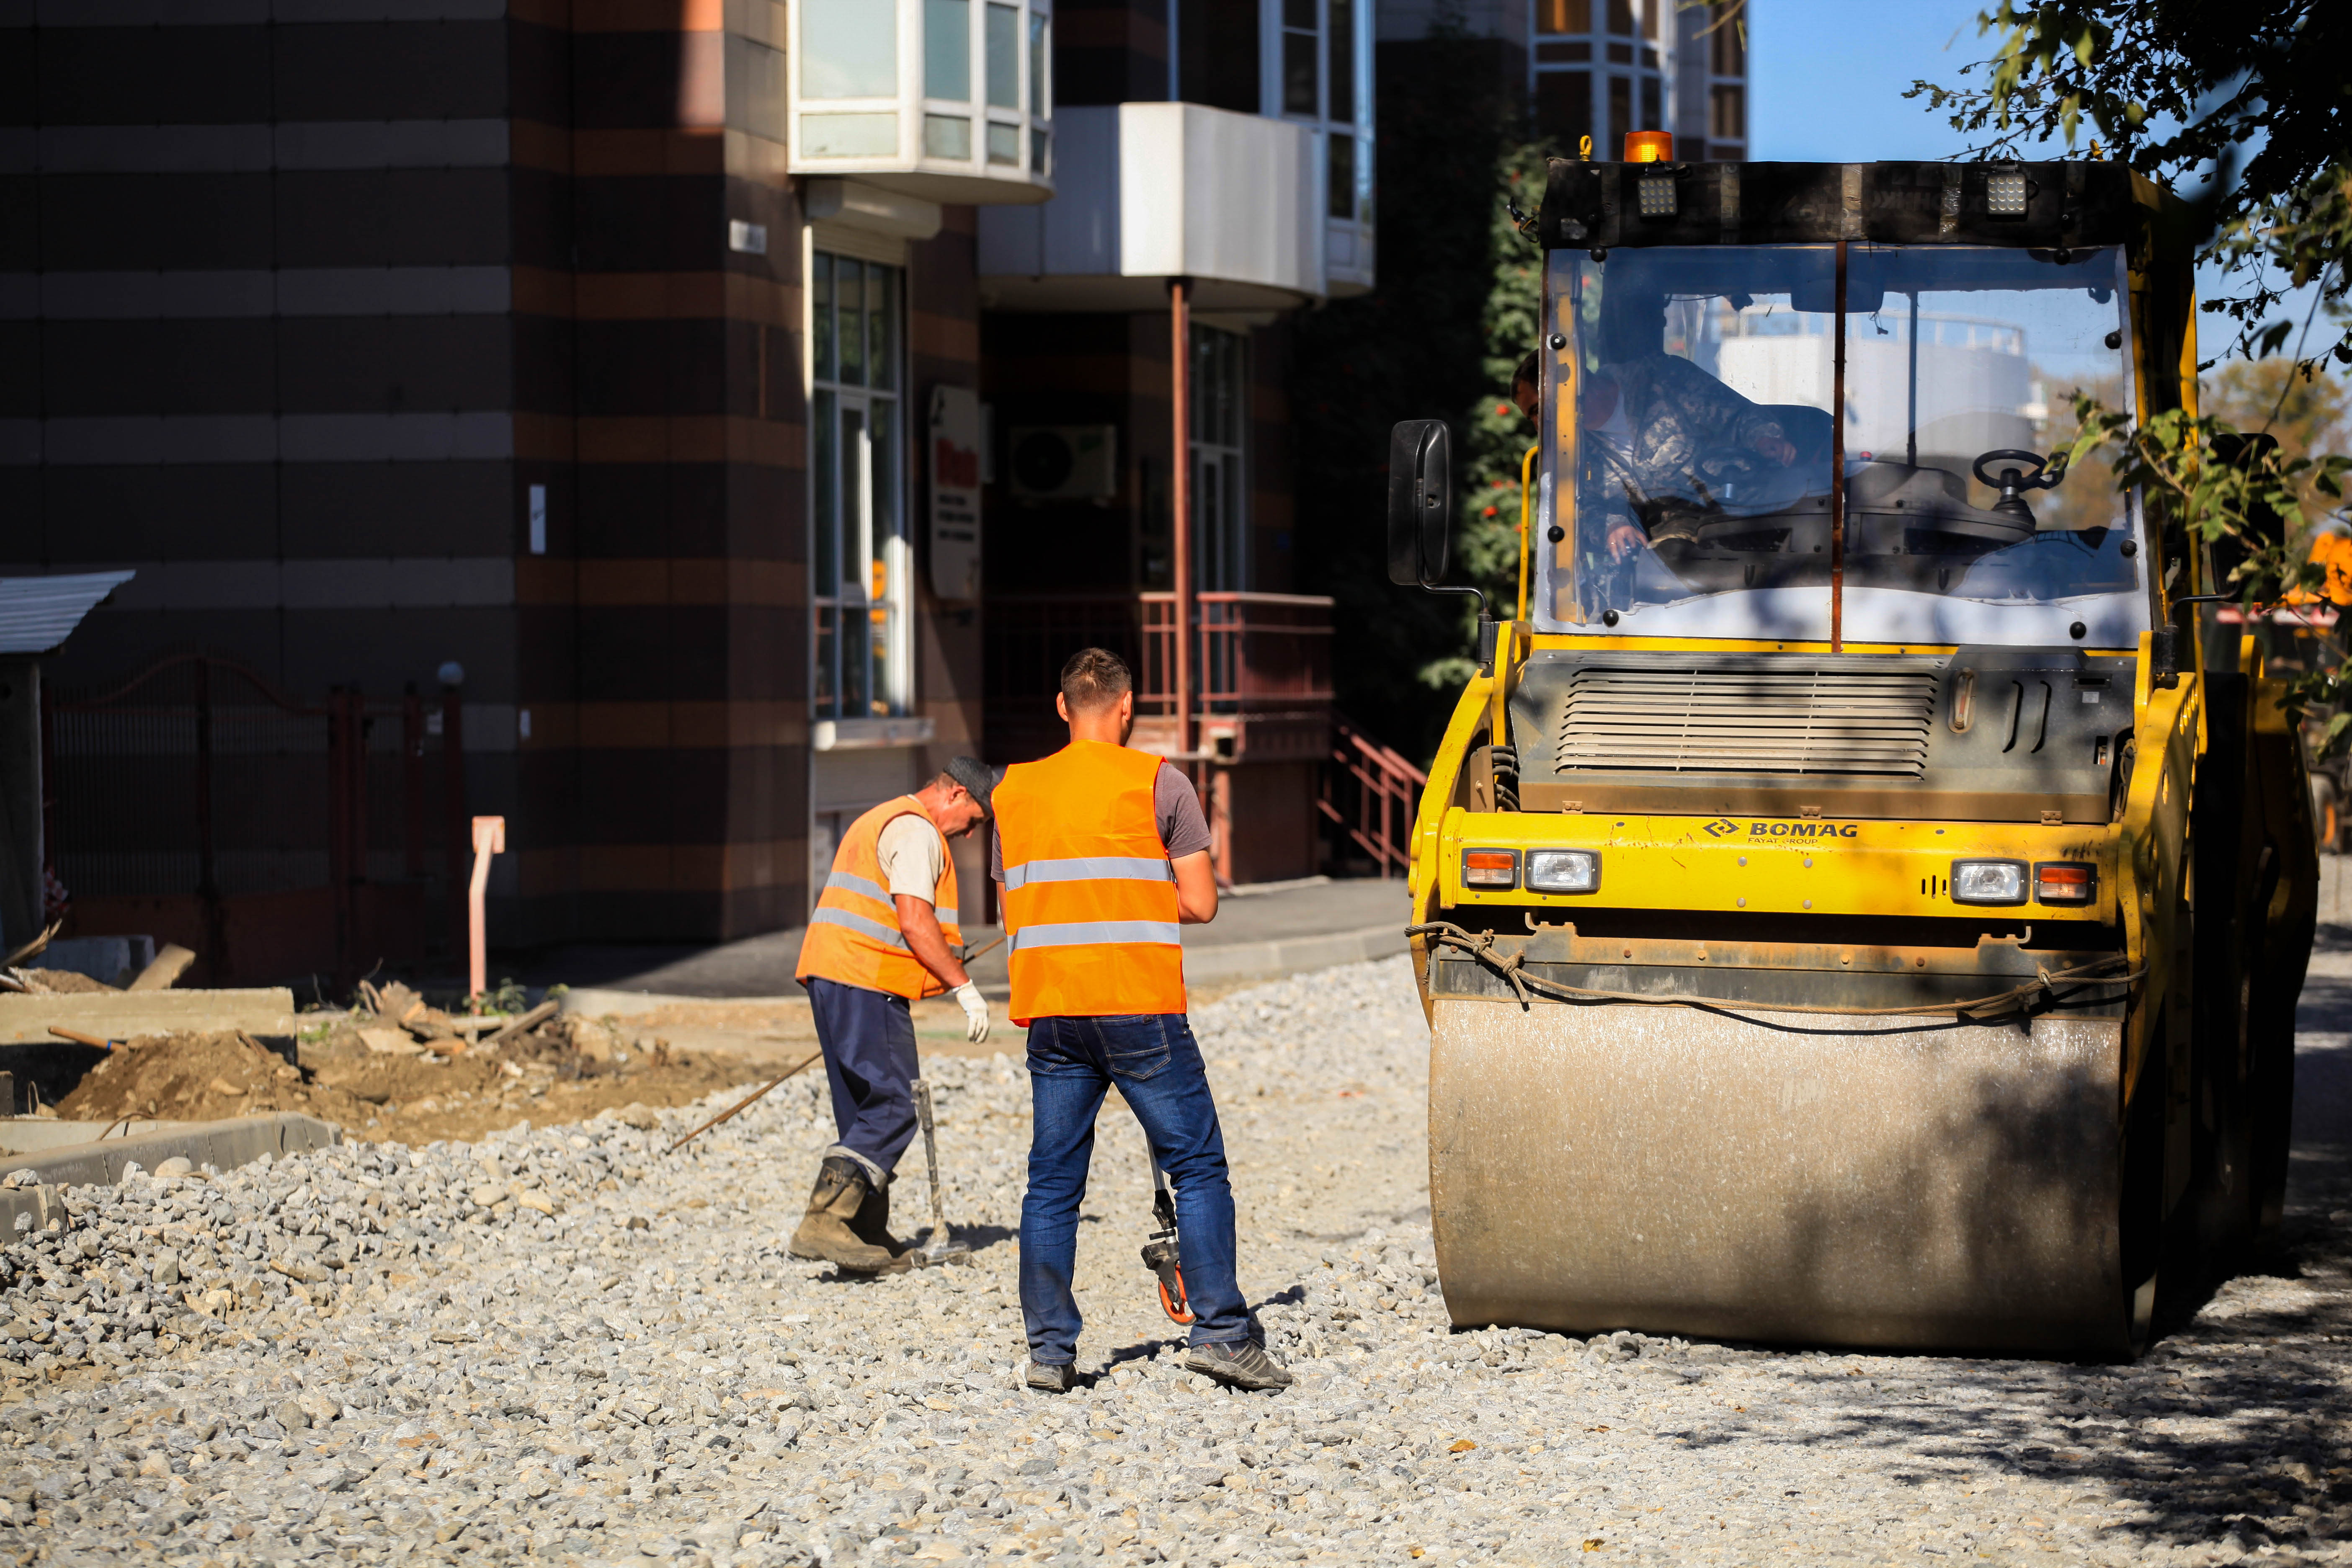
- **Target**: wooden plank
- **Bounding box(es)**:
[0,988,299,1045]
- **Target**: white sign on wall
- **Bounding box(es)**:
[929,384,982,601]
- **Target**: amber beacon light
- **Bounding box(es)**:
[1624,131,1674,162]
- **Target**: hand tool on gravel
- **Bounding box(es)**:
[910,1077,971,1265]
[1140,1149,1193,1324]
[665,1050,822,1154]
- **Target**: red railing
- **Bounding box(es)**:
[986,591,1334,715]
[1319,713,1428,878]
[983,594,1425,877]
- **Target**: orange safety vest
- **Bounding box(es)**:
[795,796,964,1000]
[995,740,1186,1024]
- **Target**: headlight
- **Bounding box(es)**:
[2034,862,2097,904]
[1950,859,2027,905]
[1462,848,1517,889]
[1526,849,1601,894]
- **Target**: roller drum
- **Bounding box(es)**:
[1429,998,2134,1356]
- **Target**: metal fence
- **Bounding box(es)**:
[43,654,467,986]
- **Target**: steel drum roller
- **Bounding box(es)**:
[1428,998,2136,1356]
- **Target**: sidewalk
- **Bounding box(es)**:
[538,874,1410,1008]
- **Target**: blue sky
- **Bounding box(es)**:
[1750,1,2040,164]
[1747,0,2335,369]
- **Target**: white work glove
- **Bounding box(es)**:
[952,981,991,1044]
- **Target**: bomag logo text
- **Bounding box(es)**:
[1748,821,1860,839]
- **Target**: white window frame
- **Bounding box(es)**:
[808,248,914,723]
[1190,323,1250,593]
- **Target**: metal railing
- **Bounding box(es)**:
[985,590,1335,715]
[43,654,467,985]
[986,593,1424,877]
[1319,713,1428,878]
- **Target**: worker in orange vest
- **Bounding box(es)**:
[791,757,997,1273]
[993,647,1292,1393]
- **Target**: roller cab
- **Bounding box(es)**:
[1390,158,2318,1357]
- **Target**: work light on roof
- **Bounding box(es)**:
[1986,168,2030,217]
[1636,173,1678,219]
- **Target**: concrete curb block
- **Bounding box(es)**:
[559,989,810,1018]
[1179,921,1409,981]
[559,924,1410,1011]
[0,988,299,1045]
[0,1113,342,1236]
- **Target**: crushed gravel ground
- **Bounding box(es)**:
[2,953,2349,1566]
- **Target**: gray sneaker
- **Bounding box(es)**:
[1185,1340,1293,1391]
[1025,1360,1078,1393]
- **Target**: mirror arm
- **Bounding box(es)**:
[1423,584,1497,672]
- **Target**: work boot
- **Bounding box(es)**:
[1025,1360,1078,1394]
[788,1157,907,1274]
[848,1171,908,1259]
[1185,1340,1293,1392]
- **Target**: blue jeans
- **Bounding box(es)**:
[1020,1013,1248,1364]
[802,976,920,1175]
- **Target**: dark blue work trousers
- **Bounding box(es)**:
[803,976,921,1175]
[1019,1012,1248,1364]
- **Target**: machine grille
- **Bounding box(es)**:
[1552,665,1938,777]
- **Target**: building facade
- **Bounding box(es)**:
[2,0,1378,981]
[3,0,1743,981]
[2,0,1051,979]
[1375,0,1748,159]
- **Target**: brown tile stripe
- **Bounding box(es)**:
[511,0,731,33]
[513,413,803,466]
[518,558,804,604]
[517,840,806,897]
[513,268,800,325]
[910,311,980,364]
[512,120,727,175]
[513,700,808,750]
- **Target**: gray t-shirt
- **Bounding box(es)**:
[990,760,1212,881]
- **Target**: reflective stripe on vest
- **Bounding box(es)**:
[794,795,964,1000]
[1009,919,1184,950]
[1001,855,1175,892]
[822,869,892,905]
[995,740,1186,1024]
[809,905,907,949]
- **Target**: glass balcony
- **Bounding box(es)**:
[975,103,1335,311]
[791,0,1054,206]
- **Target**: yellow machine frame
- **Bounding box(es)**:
[1404,161,2318,1356]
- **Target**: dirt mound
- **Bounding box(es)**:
[50,1018,766,1145]
[53,1030,359,1124]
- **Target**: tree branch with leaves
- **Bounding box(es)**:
[1919,1,2352,746]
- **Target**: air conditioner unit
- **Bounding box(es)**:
[1008,425,1118,501]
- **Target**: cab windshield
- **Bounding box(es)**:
[1536,243,2146,645]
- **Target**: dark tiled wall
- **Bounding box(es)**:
[4,2,820,957]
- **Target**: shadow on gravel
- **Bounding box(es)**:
[1707,977,2352,1563]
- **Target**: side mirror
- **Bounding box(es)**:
[1387,420,1452,587]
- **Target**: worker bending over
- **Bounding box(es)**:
[791,758,997,1273]
[994,648,1292,1393]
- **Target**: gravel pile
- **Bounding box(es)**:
[1,954,2348,1566]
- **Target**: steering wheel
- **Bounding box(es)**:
[1972,448,2071,492]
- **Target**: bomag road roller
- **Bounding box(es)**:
[1388,152,2318,1357]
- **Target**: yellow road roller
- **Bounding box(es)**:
[1388,155,2317,1357]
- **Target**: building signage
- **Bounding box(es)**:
[929,385,981,601]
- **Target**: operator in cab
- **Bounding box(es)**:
[1513,330,1816,566]
[1581,353,1812,561]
